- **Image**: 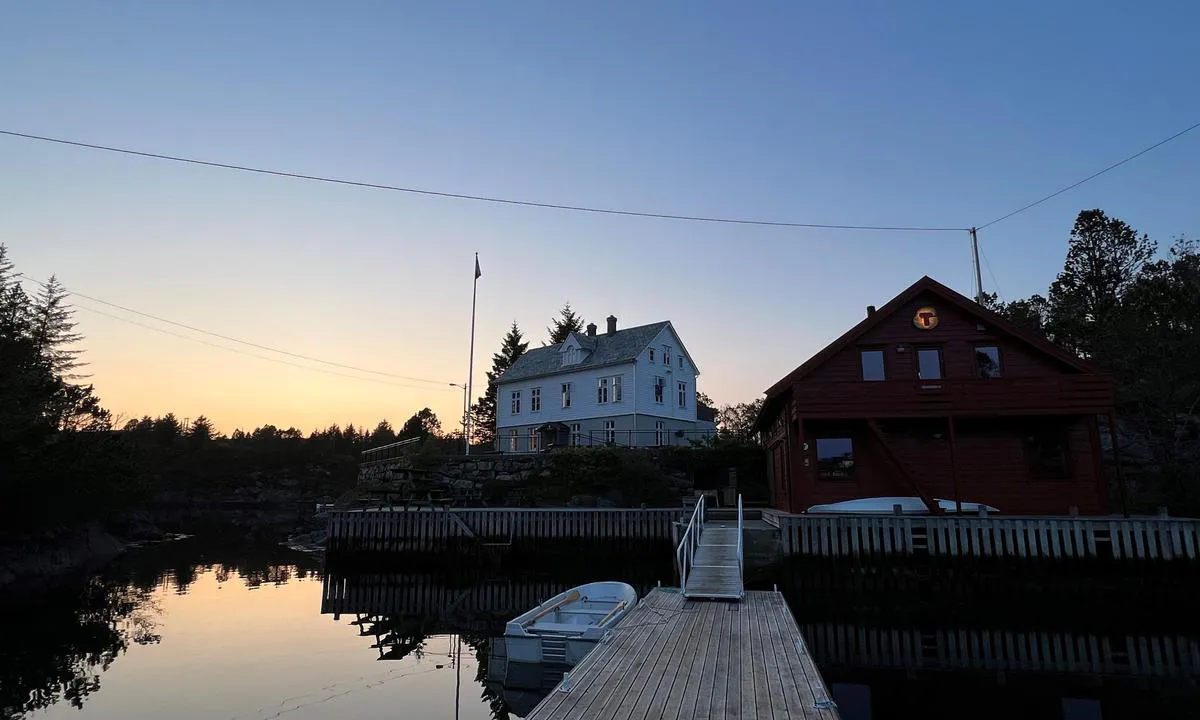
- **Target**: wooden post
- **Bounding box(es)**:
[948,415,961,514]
[1107,413,1128,518]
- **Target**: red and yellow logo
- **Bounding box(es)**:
[913,306,939,330]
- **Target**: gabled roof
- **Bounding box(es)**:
[762,275,1099,402]
[497,321,671,384]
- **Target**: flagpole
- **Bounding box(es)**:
[466,252,480,456]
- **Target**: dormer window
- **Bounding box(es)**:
[562,343,580,366]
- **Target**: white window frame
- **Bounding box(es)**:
[510,390,521,415]
[529,427,538,451]
[564,346,579,365]
[677,381,687,409]
[604,420,616,444]
[655,420,666,447]
[561,382,572,408]
[612,375,622,403]
[663,346,671,366]
[570,423,581,446]
[530,387,541,413]
[649,348,655,363]
[509,429,518,452]
[597,377,609,404]
[678,356,684,369]
[654,376,664,404]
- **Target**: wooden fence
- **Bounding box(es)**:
[764,511,1200,561]
[803,622,1200,678]
[326,507,681,553]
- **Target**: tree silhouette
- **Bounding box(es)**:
[469,322,528,446]
[188,415,215,442]
[29,274,85,379]
[547,302,585,345]
[399,408,441,440]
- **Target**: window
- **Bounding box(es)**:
[649,348,655,363]
[860,349,886,381]
[655,421,666,447]
[509,429,518,452]
[597,377,609,403]
[663,346,671,366]
[529,428,539,451]
[530,387,541,412]
[570,423,581,446]
[561,383,572,408]
[564,346,579,365]
[1025,424,1069,478]
[612,375,622,403]
[678,356,684,369]
[816,438,855,479]
[654,377,665,404]
[677,381,687,408]
[510,390,521,414]
[604,420,615,444]
[916,347,943,380]
[975,346,1001,378]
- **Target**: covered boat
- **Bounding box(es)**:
[503,582,637,665]
[806,496,999,514]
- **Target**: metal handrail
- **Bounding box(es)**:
[736,494,744,592]
[676,494,706,592]
[360,436,422,465]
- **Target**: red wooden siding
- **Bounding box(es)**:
[758,277,1115,516]
[794,416,1105,515]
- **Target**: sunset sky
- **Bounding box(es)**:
[2,2,1198,434]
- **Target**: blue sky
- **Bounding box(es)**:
[2,1,1198,432]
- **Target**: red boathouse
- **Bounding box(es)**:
[756,276,1116,516]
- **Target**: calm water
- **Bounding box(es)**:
[2,536,1198,720]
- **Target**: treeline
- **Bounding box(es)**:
[987,209,1200,513]
[0,242,462,531]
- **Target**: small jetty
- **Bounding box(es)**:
[525,587,838,719]
[524,494,839,719]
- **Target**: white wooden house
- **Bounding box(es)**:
[495,316,714,451]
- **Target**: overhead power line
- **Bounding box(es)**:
[16,274,451,387]
[68,301,453,391]
[0,129,967,232]
[977,120,1200,230]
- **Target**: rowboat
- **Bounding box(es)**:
[503,581,637,665]
[806,496,1000,514]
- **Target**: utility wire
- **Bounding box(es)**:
[0,129,967,232]
[978,245,1003,303]
[62,299,454,392]
[977,120,1200,230]
[17,273,451,386]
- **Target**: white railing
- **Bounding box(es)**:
[676,494,706,592]
[736,494,744,587]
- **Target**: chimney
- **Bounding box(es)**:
[866,305,876,317]
[606,315,617,336]
[586,322,597,337]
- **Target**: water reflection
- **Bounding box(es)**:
[5,535,1200,720]
[0,536,321,720]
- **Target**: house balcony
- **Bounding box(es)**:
[790,375,1114,419]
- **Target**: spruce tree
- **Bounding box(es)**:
[469,322,528,446]
[547,302,585,345]
[30,274,85,378]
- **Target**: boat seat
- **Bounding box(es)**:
[529,622,592,634]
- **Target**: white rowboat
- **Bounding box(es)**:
[503,581,637,665]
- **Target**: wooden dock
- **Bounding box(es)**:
[326,507,678,552]
[525,588,839,720]
[684,522,744,599]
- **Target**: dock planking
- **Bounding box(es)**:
[526,588,839,720]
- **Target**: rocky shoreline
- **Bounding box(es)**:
[0,524,125,599]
